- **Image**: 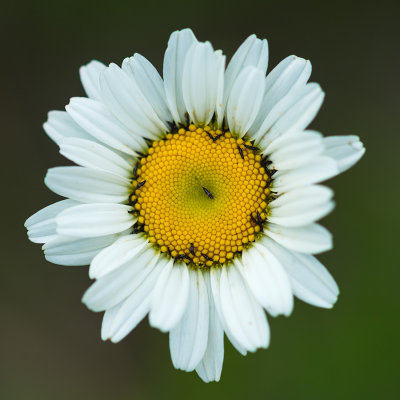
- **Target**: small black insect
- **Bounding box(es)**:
[257,211,263,225]
[144,137,153,146]
[244,144,258,151]
[136,180,146,189]
[202,253,213,261]
[203,187,214,199]
[167,121,178,132]
[190,243,195,255]
[237,145,244,159]
[212,133,224,142]
[132,222,144,233]
[130,197,138,207]
[265,168,277,180]
[185,112,190,126]
[261,158,272,167]
[206,132,214,140]
[132,162,139,178]
[251,211,264,231]
[175,254,193,263]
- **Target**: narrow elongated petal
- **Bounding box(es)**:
[82,243,156,312]
[224,35,268,106]
[272,156,338,192]
[59,137,132,178]
[66,97,145,155]
[249,55,311,140]
[122,54,172,124]
[108,255,166,343]
[215,50,226,127]
[43,231,129,266]
[163,29,197,124]
[89,235,148,279]
[268,130,325,170]
[240,244,293,317]
[258,83,325,146]
[195,271,224,382]
[79,60,106,100]
[210,268,248,356]
[56,203,134,237]
[182,42,219,125]
[170,269,209,371]
[150,262,190,332]
[25,200,79,243]
[45,166,131,204]
[265,223,333,254]
[100,64,168,138]
[324,135,365,173]
[226,66,266,136]
[269,185,335,227]
[43,111,94,145]
[218,263,269,352]
[261,237,339,308]
[101,303,123,341]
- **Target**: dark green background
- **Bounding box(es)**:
[1,0,399,399]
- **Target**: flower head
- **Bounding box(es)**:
[25,29,365,382]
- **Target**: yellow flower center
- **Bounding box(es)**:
[130,124,271,268]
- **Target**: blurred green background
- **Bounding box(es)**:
[1,0,399,399]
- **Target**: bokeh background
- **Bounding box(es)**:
[1,0,399,399]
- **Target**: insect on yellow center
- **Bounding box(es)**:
[130,124,272,268]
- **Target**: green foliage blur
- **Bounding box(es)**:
[1,0,399,399]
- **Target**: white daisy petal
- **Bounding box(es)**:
[149,262,190,332]
[163,28,198,124]
[89,235,148,279]
[240,244,293,317]
[265,223,333,254]
[66,97,145,155]
[261,238,339,308]
[108,255,165,343]
[249,55,311,141]
[210,268,248,356]
[82,243,156,312]
[25,200,79,243]
[219,263,269,352]
[45,166,131,204]
[224,35,268,104]
[79,60,106,100]
[195,271,224,383]
[101,303,123,341]
[324,135,365,173]
[215,50,226,127]
[122,54,173,125]
[269,185,335,227]
[182,41,219,125]
[170,269,209,371]
[56,203,134,238]
[272,156,339,192]
[268,130,325,170]
[226,66,266,136]
[100,63,168,138]
[43,110,94,145]
[59,137,133,178]
[43,232,129,266]
[258,82,325,146]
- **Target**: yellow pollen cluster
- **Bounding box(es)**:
[130,125,271,268]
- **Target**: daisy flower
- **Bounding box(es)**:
[25,28,365,382]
